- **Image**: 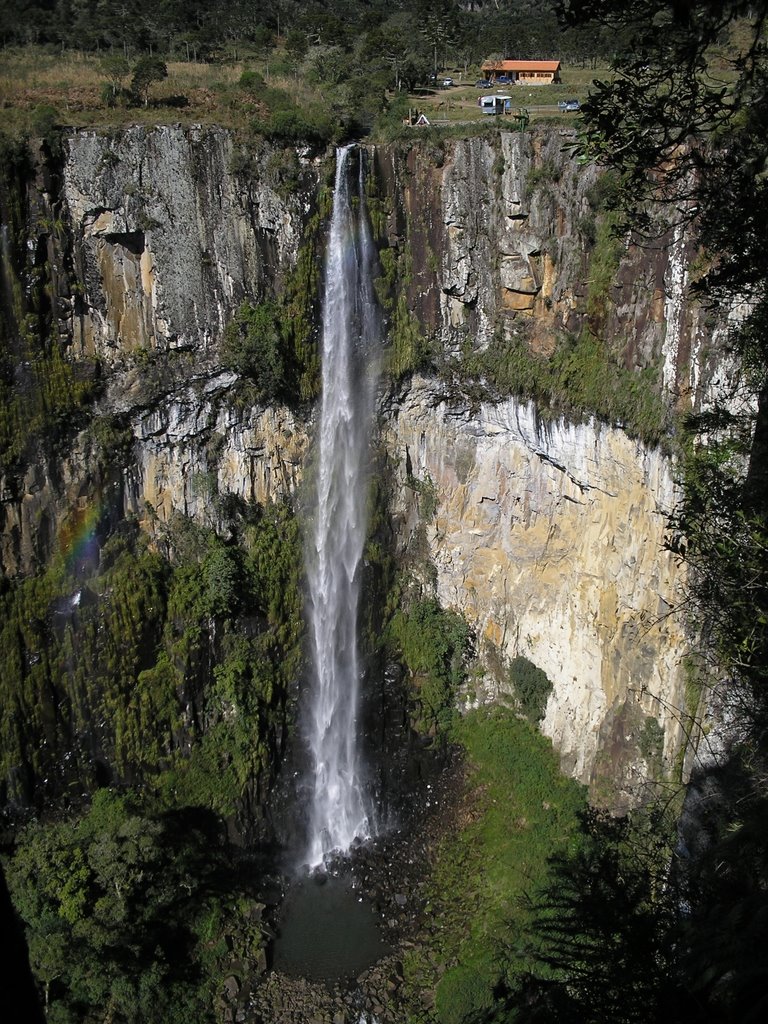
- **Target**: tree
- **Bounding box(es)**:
[252,23,275,54]
[360,13,432,92]
[5,791,236,1023]
[559,2,768,244]
[285,27,309,66]
[222,300,285,401]
[201,545,243,620]
[131,55,168,107]
[416,0,463,73]
[678,765,768,1023]
[308,45,353,86]
[101,54,130,103]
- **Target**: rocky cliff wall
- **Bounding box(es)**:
[1,126,319,575]
[372,131,708,403]
[64,125,305,360]
[0,125,712,804]
[383,377,686,806]
[2,127,709,575]
[371,133,708,799]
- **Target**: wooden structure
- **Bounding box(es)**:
[481,60,562,85]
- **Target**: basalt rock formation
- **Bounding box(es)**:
[0,124,717,812]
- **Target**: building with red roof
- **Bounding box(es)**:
[480,60,562,85]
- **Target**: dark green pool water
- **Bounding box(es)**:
[272,873,390,982]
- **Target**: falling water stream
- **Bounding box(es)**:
[303,144,381,870]
[272,146,388,988]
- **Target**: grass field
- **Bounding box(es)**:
[0,46,607,137]
[0,47,258,132]
[409,63,608,125]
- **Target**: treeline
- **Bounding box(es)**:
[5,789,270,1024]
[0,0,615,66]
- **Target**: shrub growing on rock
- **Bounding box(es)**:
[222,301,285,401]
[508,654,553,723]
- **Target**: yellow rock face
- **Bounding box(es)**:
[385,377,688,806]
[501,289,536,311]
[98,238,154,351]
[132,395,308,531]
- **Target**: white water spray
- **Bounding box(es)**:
[304,145,381,869]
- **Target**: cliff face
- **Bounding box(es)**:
[383,379,684,806]
[372,135,703,799]
[0,125,712,806]
[64,126,302,361]
[372,131,706,398]
[1,126,317,576]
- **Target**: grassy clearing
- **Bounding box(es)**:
[0,47,610,137]
[0,46,334,134]
[409,62,610,125]
[0,49,225,131]
[403,705,586,1024]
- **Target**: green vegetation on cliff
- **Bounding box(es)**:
[0,500,303,816]
[402,705,586,1024]
[0,131,100,475]
[388,595,472,737]
[444,328,668,446]
[223,300,286,401]
[0,499,305,1016]
[222,182,329,405]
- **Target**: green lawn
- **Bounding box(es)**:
[401,705,587,1024]
[407,63,610,125]
[0,47,609,137]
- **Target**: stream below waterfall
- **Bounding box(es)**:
[254,750,466,1024]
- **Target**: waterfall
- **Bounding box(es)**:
[304,145,381,869]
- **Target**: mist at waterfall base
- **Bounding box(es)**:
[271,146,387,983]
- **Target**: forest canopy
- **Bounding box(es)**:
[0,0,613,65]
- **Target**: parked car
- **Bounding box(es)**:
[475,79,492,88]
[496,75,511,84]
[441,77,454,87]
[558,98,581,112]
